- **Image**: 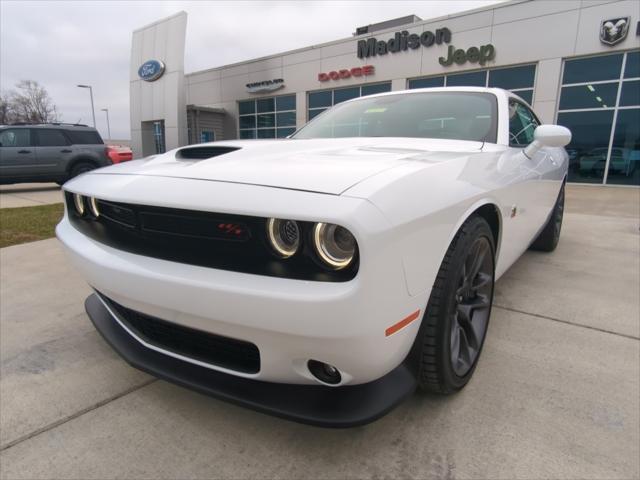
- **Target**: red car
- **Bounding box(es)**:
[106,145,133,164]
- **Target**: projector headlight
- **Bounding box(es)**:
[266,218,300,258]
[73,193,85,216]
[313,222,356,269]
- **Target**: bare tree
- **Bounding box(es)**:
[4,80,59,124]
[0,91,14,125]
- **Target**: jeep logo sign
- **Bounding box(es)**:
[439,44,495,66]
[138,60,166,82]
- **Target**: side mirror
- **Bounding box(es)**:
[524,124,572,158]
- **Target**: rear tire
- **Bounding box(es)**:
[68,161,96,180]
[530,183,565,252]
[416,215,495,394]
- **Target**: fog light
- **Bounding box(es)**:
[308,359,342,385]
[73,193,85,216]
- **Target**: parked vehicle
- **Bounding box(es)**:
[57,88,571,427]
[0,123,111,185]
[578,147,640,177]
[106,145,133,164]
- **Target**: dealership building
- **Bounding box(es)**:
[130,0,639,185]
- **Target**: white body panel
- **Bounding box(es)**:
[57,88,568,386]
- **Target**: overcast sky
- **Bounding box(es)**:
[1,0,503,140]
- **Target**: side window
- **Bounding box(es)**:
[509,100,539,146]
[36,129,70,147]
[0,129,32,148]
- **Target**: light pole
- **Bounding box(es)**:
[77,84,96,128]
[101,108,111,141]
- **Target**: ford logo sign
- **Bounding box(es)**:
[138,60,166,82]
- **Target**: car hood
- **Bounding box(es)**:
[97,137,484,195]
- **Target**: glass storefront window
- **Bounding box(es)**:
[558,110,614,184]
[408,64,536,104]
[308,90,332,109]
[562,54,623,84]
[624,51,640,78]
[513,89,533,105]
[620,81,640,107]
[557,50,639,185]
[361,83,394,96]
[606,109,640,186]
[257,98,275,113]
[308,108,326,120]
[489,64,536,90]
[559,82,619,110]
[446,71,487,87]
[408,77,444,89]
[307,82,391,120]
[276,111,296,127]
[238,100,255,115]
[257,113,275,128]
[238,94,296,139]
[257,129,275,139]
[276,127,296,138]
[334,87,360,104]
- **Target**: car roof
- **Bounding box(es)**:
[340,86,533,105]
[0,123,97,131]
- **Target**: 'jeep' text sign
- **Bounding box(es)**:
[439,44,495,66]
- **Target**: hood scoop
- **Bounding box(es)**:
[176,146,241,160]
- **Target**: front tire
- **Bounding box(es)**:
[416,215,495,394]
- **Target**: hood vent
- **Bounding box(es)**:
[176,146,241,160]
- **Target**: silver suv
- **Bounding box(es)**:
[0,123,112,185]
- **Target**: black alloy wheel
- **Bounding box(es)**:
[450,236,493,377]
[415,215,496,394]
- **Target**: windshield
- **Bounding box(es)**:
[293,91,497,143]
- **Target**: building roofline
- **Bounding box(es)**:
[185,0,520,77]
[133,10,187,33]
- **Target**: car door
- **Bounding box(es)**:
[0,128,37,182]
[507,100,561,238]
[33,128,74,180]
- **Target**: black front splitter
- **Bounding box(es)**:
[85,293,417,428]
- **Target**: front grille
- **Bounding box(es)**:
[66,193,358,282]
[100,293,260,374]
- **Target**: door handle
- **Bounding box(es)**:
[60,149,72,153]
[18,150,31,154]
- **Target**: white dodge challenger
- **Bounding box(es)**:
[57,87,571,427]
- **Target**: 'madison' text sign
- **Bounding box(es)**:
[357,28,451,58]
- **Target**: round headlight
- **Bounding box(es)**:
[313,223,356,269]
[266,218,300,258]
[89,197,100,218]
[73,193,85,216]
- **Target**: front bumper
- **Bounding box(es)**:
[57,201,427,385]
[86,293,417,427]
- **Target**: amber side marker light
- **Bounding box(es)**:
[385,310,421,337]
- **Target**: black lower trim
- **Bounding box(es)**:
[85,293,417,428]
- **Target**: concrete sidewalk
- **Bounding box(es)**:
[0,183,63,208]
[0,185,638,479]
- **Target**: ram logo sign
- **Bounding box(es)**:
[138,60,166,82]
[600,17,630,46]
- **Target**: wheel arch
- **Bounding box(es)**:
[449,199,503,264]
[66,157,99,175]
